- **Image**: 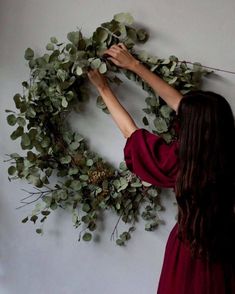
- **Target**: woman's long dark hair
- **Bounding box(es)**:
[174,90,235,265]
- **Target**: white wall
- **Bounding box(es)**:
[0,1,235,293]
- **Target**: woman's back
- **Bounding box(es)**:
[124,90,235,293]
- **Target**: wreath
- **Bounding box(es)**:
[4,12,212,244]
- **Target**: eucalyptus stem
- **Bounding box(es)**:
[178,60,235,74]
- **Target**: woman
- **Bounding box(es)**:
[87,43,235,294]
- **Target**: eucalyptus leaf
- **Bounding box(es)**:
[137,29,149,43]
[46,43,54,50]
[138,50,149,62]
[142,108,151,114]
[123,31,135,47]
[36,228,43,234]
[79,174,89,181]
[160,105,172,118]
[98,63,107,74]
[10,126,24,140]
[60,155,71,164]
[57,69,67,82]
[30,215,38,224]
[153,117,168,133]
[147,188,158,197]
[13,94,21,108]
[41,137,50,148]
[68,167,79,175]
[16,117,26,126]
[93,27,109,43]
[21,133,31,146]
[24,48,34,60]
[67,31,81,46]
[61,97,68,108]
[131,181,142,188]
[91,58,101,69]
[96,95,106,109]
[114,12,134,25]
[168,76,178,85]
[82,232,92,241]
[193,62,202,71]
[141,180,152,187]
[69,141,80,150]
[82,203,90,212]
[8,166,16,175]
[142,116,149,126]
[76,66,83,76]
[86,159,93,166]
[119,161,127,171]
[74,133,84,142]
[7,114,17,126]
[22,216,29,223]
[50,36,58,44]
[116,239,124,246]
[145,96,159,107]
[71,180,82,191]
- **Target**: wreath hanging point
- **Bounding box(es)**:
[5,12,212,245]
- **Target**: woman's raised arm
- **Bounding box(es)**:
[87,69,139,139]
[104,43,183,113]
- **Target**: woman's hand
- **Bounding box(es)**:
[87,68,109,91]
[103,43,140,71]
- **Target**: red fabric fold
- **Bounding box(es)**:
[122,120,235,293]
[123,128,179,188]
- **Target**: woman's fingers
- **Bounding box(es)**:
[114,43,128,51]
[117,43,128,51]
[87,68,99,79]
[102,43,132,69]
[111,43,127,50]
[103,48,119,58]
[104,45,122,55]
[110,44,122,50]
[103,43,127,56]
[107,57,120,65]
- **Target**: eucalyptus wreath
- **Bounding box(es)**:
[5,12,212,244]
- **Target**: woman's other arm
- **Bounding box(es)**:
[97,85,139,138]
[87,69,139,139]
[129,59,183,113]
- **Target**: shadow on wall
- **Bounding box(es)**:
[0,189,14,294]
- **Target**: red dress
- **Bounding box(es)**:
[123,126,235,294]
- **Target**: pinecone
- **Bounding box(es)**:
[88,162,114,185]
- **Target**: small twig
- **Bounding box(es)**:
[20,190,41,200]
[16,186,61,209]
[110,209,123,241]
[16,193,44,209]
[3,156,15,162]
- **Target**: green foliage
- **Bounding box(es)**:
[4,12,213,245]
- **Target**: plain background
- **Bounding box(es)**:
[0,1,235,293]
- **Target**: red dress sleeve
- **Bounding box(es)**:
[123,128,179,188]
